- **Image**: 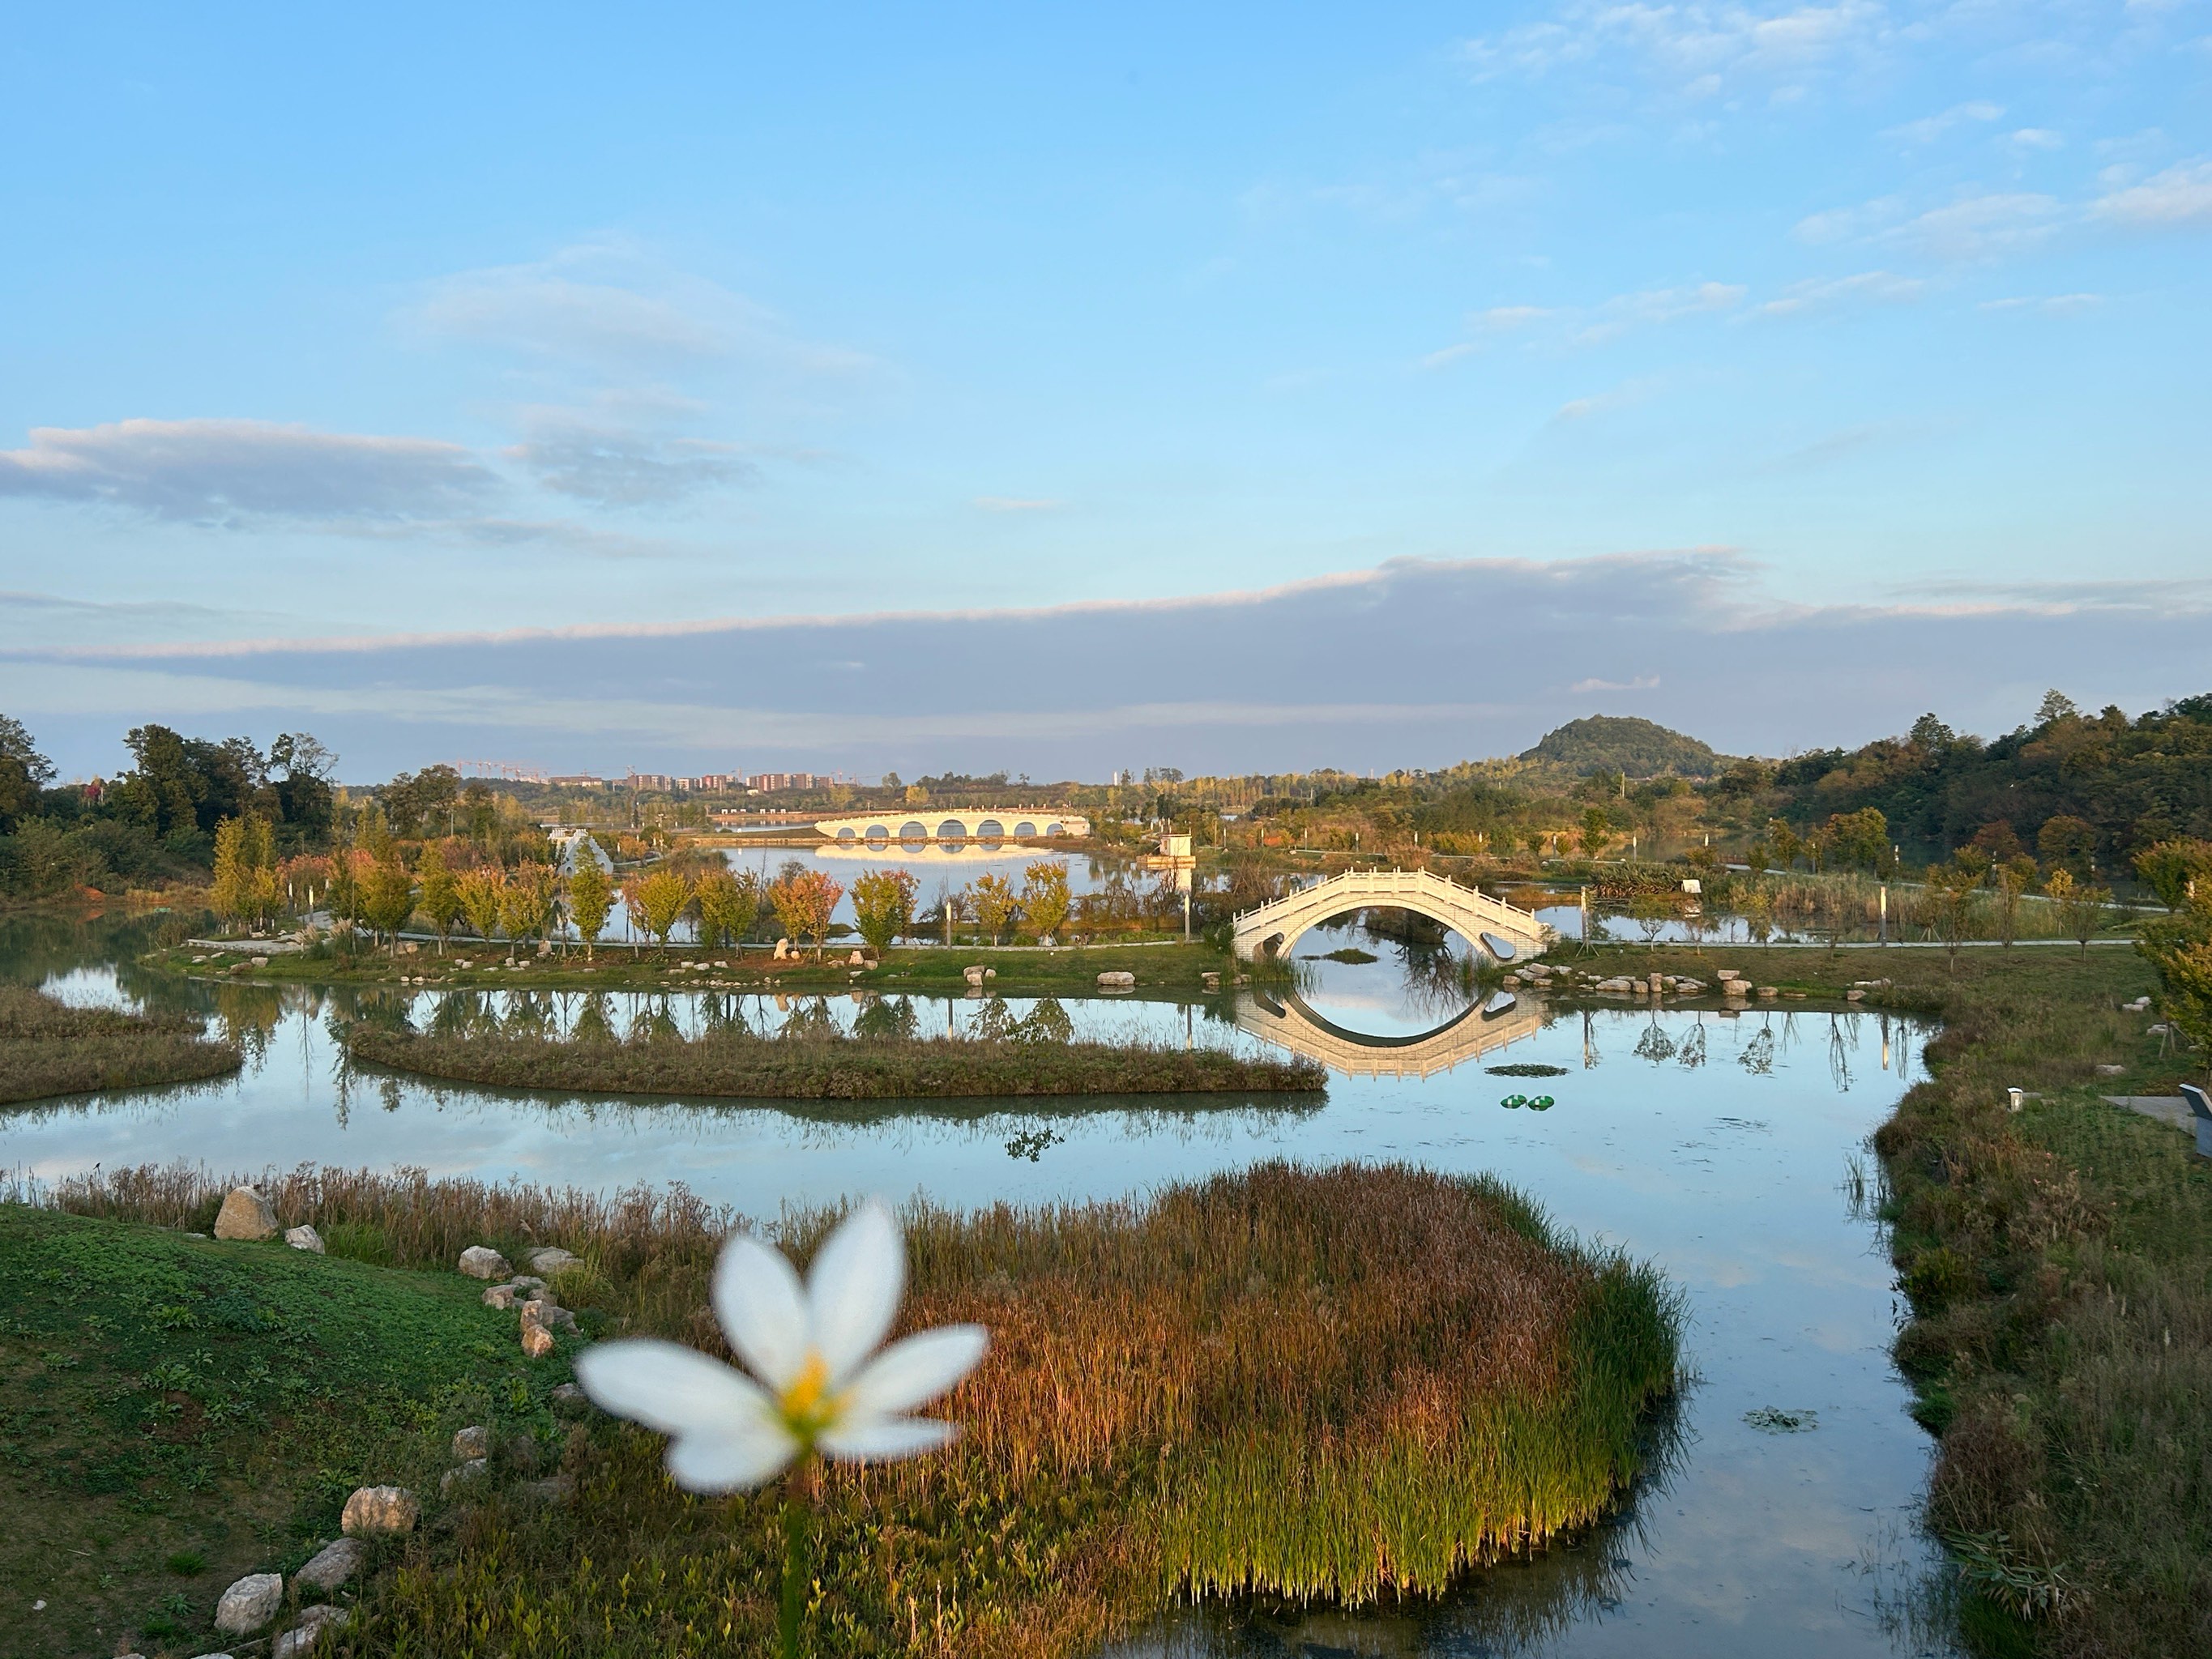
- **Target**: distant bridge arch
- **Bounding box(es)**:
[813,809,1092,843]
[1231,867,1554,963]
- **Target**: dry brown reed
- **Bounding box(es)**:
[0,983,241,1107]
[37,1160,1680,1657]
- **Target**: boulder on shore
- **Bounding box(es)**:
[213,1572,284,1634]
[284,1224,325,1254]
[293,1537,367,1591]
[272,1605,351,1659]
[213,1187,279,1242]
[453,1424,489,1459]
[340,1485,419,1536]
[526,1246,582,1275]
[1096,970,1136,989]
[457,1245,510,1280]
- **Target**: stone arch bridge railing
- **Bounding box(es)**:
[1231,866,1555,963]
[812,809,1091,845]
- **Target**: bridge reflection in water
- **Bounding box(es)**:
[1235,989,1548,1080]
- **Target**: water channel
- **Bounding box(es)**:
[0,911,1954,1658]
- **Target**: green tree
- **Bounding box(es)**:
[1766,819,1803,872]
[358,855,416,952]
[416,842,463,953]
[2037,814,2099,877]
[767,868,842,958]
[626,868,695,953]
[1924,861,1983,972]
[850,868,918,956]
[1825,807,1891,872]
[566,858,613,960]
[0,713,53,830]
[2140,908,2212,1082]
[210,816,253,928]
[1578,806,1612,859]
[1019,861,1070,944]
[2135,838,2212,912]
[694,866,761,950]
[501,863,560,958]
[971,872,1018,944]
[456,866,507,945]
[2044,869,2111,953]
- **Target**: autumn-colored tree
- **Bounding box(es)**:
[358,855,417,952]
[971,872,1018,944]
[416,842,463,953]
[767,868,842,957]
[1991,855,2038,949]
[850,868,917,955]
[625,868,695,953]
[1923,860,1983,972]
[1019,860,1070,944]
[2037,813,2099,877]
[210,817,254,928]
[326,848,364,928]
[2136,838,2212,913]
[2043,868,2111,953]
[1765,818,1804,872]
[456,866,507,946]
[694,866,762,950]
[354,799,394,862]
[566,858,613,960]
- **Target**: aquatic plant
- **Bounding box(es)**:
[0,984,240,1107]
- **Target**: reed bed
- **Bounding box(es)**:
[0,983,240,1106]
[342,1023,1325,1099]
[38,1161,1681,1657]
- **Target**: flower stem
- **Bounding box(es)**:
[779,1463,815,1659]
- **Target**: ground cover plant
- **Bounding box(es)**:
[0,983,239,1106]
[32,1161,1681,1658]
[342,1021,1323,1100]
[0,1201,561,1659]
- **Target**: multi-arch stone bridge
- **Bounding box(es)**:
[1231,866,1556,963]
[813,809,1091,846]
[1236,987,1548,1079]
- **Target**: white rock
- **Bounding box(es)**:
[440,1456,489,1494]
[1096,970,1136,988]
[848,949,865,966]
[284,1225,325,1254]
[213,1186,280,1242]
[481,1283,520,1310]
[457,1245,510,1280]
[294,1537,367,1591]
[272,1605,352,1659]
[340,1484,419,1536]
[453,1423,489,1459]
[523,1298,578,1334]
[526,1247,582,1275]
[963,964,987,986]
[214,1572,284,1634]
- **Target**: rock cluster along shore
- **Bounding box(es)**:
[1503,962,1821,1002]
[187,1499,389,1657]
[461,1243,587,1356]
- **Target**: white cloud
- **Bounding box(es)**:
[1464,2,1891,94]
[1979,292,2102,314]
[1882,100,2003,146]
[1569,674,1663,693]
[1793,195,1906,245]
[503,428,755,507]
[0,419,498,524]
[1897,192,2062,260]
[2008,127,2065,151]
[1755,270,1925,316]
[1575,280,1746,341]
[2092,159,2212,228]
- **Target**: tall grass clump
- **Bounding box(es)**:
[0,984,240,1106]
[40,1161,1680,1657]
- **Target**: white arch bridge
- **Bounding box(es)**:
[1236,987,1548,1080]
[813,808,1091,846]
[1231,866,1556,963]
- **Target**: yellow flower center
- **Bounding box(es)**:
[777,1350,844,1444]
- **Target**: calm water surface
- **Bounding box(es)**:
[1,915,1953,1658]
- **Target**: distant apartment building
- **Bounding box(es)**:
[626,773,677,792]
[547,774,605,788]
[685,774,742,792]
[746,772,818,792]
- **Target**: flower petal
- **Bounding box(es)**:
[715,1232,809,1390]
[841,1325,988,1421]
[807,1201,904,1386]
[574,1339,771,1436]
[818,1414,959,1463]
[664,1414,800,1492]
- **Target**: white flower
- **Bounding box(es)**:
[574,1200,987,1491]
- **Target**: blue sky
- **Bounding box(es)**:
[3,3,2208,779]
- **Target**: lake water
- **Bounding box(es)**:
[1,913,1954,1658]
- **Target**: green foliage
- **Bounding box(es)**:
[1019,859,1070,942]
[1520,715,1727,778]
[849,867,919,953]
[565,856,614,956]
[416,840,463,948]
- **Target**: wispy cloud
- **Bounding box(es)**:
[1979,292,2102,314]
[1882,100,2003,146]
[1463,2,1892,96]
[2092,159,2212,228]
[0,419,498,525]
[503,428,756,507]
[1754,269,1924,316]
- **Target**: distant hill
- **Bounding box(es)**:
[1520,716,1727,779]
